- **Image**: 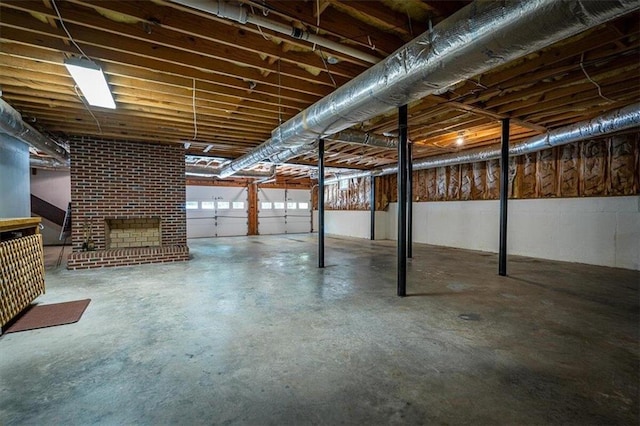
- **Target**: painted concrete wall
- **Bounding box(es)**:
[30,169,71,245]
[0,135,30,218]
[31,169,71,210]
[312,210,388,240]
[385,196,639,270]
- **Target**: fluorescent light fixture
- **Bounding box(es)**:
[64,57,116,109]
[203,144,214,153]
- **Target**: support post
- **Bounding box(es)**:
[407,142,413,259]
[397,105,408,297]
[370,175,376,240]
[247,183,258,235]
[499,118,510,276]
[318,138,325,268]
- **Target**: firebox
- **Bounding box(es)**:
[105,217,161,249]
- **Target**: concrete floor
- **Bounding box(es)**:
[1,235,638,425]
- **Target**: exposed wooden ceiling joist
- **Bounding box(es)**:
[0,1,637,181]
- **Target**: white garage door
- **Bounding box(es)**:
[186,186,248,238]
[258,188,311,235]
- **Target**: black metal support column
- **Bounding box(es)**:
[407,142,413,259]
[397,104,408,297]
[498,119,510,276]
[370,175,376,240]
[318,138,325,268]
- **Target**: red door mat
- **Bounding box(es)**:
[3,299,91,334]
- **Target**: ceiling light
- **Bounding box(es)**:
[203,144,214,153]
[184,142,191,149]
[64,57,115,109]
[326,56,339,65]
[456,132,464,146]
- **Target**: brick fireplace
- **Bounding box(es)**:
[67,138,189,269]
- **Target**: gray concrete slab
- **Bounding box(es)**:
[1,235,638,425]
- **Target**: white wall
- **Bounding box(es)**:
[30,169,71,245]
[385,196,639,270]
[0,135,30,218]
[30,169,71,210]
[312,210,388,240]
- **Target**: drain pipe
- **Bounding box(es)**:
[215,0,639,178]
[325,102,640,183]
[170,0,379,64]
[0,98,70,163]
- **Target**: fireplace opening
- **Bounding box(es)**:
[105,218,161,249]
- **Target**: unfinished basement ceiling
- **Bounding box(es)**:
[0,0,639,181]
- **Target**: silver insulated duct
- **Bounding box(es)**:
[30,156,69,170]
[185,164,276,178]
[325,103,640,183]
[265,130,396,164]
[0,98,70,163]
[219,0,638,178]
[220,129,396,175]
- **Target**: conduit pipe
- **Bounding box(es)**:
[325,102,640,184]
[0,98,70,163]
[171,0,379,64]
[217,0,638,178]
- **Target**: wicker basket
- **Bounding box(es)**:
[0,234,45,327]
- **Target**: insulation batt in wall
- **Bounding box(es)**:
[318,133,639,209]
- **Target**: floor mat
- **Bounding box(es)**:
[3,299,91,334]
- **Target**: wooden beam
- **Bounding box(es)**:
[240,0,404,56]
[66,0,367,74]
[0,6,344,91]
[0,39,321,106]
[314,0,332,18]
[327,0,418,39]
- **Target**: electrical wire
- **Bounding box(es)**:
[312,0,320,51]
[249,5,271,40]
[277,59,282,124]
[192,78,198,140]
[318,47,337,88]
[53,0,108,133]
[580,53,615,103]
[51,0,90,59]
[74,85,102,134]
